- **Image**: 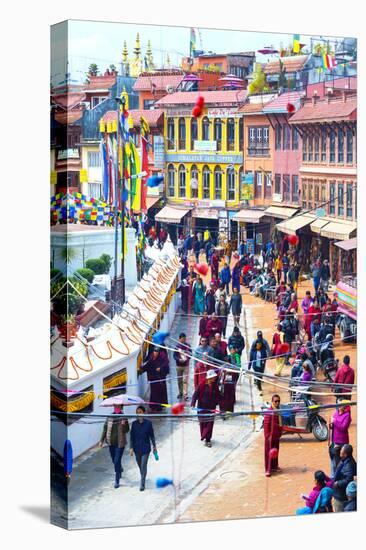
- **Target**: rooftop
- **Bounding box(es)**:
[262,91,305,114]
[100,108,164,127]
[133,72,185,92]
[156,89,247,107]
[264,55,309,75]
[289,94,357,123]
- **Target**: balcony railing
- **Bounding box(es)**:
[247,146,270,157]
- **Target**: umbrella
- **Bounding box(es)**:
[100,394,145,407]
[218,74,244,82]
[183,73,203,82]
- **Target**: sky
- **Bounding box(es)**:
[50,19,346,86]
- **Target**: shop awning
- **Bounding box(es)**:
[320,221,357,240]
[146,196,161,209]
[232,209,266,223]
[276,213,315,236]
[191,208,219,220]
[264,206,299,220]
[155,205,192,223]
[310,217,332,234]
[334,237,357,251]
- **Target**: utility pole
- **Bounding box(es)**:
[115,95,126,307]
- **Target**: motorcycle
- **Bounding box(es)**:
[275,386,329,442]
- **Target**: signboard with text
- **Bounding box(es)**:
[194,140,217,152]
[153,136,165,169]
[247,239,255,255]
[241,172,254,200]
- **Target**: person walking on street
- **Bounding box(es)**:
[99,405,130,488]
[140,347,170,412]
[334,355,355,400]
[194,352,210,389]
[215,294,230,338]
[332,444,357,512]
[204,282,216,315]
[320,259,331,291]
[206,312,223,339]
[311,259,321,294]
[263,394,283,477]
[220,262,231,295]
[199,311,209,338]
[228,326,245,357]
[129,405,156,491]
[249,340,268,394]
[191,369,220,447]
[210,251,219,280]
[282,253,289,284]
[272,324,285,376]
[232,262,241,293]
[219,346,240,413]
[173,333,192,401]
[250,330,271,357]
[229,287,242,327]
[192,275,206,315]
[274,255,282,285]
[329,400,352,476]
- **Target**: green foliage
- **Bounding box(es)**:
[248,63,268,95]
[88,63,99,75]
[278,59,287,89]
[51,268,62,280]
[51,277,88,316]
[60,247,79,265]
[100,254,112,273]
[75,268,95,283]
[85,258,107,275]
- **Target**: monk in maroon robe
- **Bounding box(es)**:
[206,313,223,339]
[263,394,283,476]
[199,312,210,338]
[140,347,170,412]
[210,252,219,280]
[191,370,220,447]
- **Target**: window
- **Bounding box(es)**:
[338,183,344,216]
[91,96,105,108]
[292,127,299,150]
[321,182,326,203]
[167,118,175,150]
[264,172,272,198]
[167,164,175,197]
[227,168,236,201]
[283,125,291,150]
[178,164,186,197]
[308,136,313,161]
[88,151,101,167]
[346,130,353,163]
[314,135,320,162]
[308,181,313,206]
[329,182,336,215]
[338,129,344,163]
[283,174,291,202]
[190,165,198,198]
[227,118,235,151]
[248,126,270,156]
[178,118,186,150]
[143,99,155,110]
[302,135,308,161]
[255,171,263,198]
[214,166,222,199]
[190,118,198,150]
[275,124,282,150]
[239,120,244,150]
[88,182,102,199]
[214,119,222,151]
[329,129,336,163]
[275,174,282,195]
[302,182,307,209]
[321,128,327,162]
[292,175,299,203]
[202,117,210,141]
[346,183,353,218]
[314,182,320,207]
[202,166,210,199]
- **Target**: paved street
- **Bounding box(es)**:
[58,270,262,529]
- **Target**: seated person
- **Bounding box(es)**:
[296,471,332,515]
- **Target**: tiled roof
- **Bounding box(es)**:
[289,96,357,123]
[236,100,272,114]
[100,109,164,127]
[133,74,185,92]
[262,91,304,113]
[264,55,309,75]
[52,92,86,109]
[86,75,116,90]
[156,89,247,106]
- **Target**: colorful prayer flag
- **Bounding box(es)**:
[293,34,300,54]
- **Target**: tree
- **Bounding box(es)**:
[248,63,269,95]
[109,64,116,72]
[88,63,99,76]
[278,59,287,89]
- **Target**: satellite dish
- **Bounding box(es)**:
[166,84,175,94]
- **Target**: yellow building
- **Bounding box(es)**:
[155,90,247,237]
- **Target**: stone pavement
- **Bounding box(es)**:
[61,264,262,529]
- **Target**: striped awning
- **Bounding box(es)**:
[232,209,266,223]
[264,205,299,220]
[310,217,332,233]
[276,213,315,236]
[155,205,192,223]
[320,221,357,240]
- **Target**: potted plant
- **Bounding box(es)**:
[58,314,78,347]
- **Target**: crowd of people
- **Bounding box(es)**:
[99,228,357,513]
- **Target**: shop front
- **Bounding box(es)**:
[334,238,357,280]
[155,204,193,243]
[318,221,357,282]
[232,209,270,255]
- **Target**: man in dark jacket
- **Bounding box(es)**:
[220,263,231,295]
[130,405,156,491]
[228,326,245,357]
[229,287,242,326]
[250,330,271,357]
[173,332,192,400]
[205,283,216,315]
[332,444,357,512]
[320,259,331,291]
[99,405,130,488]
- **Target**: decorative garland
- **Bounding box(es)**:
[51,390,95,413]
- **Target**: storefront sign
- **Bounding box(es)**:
[166,153,243,164]
[57,148,80,160]
[153,136,165,169]
[207,108,238,117]
[247,238,255,254]
[256,233,263,245]
[194,140,217,152]
[167,109,193,117]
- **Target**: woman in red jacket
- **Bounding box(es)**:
[263,394,283,476]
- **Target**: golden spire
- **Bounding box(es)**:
[134,33,141,58]
[122,40,128,63]
[146,40,155,71]
[130,33,143,77]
